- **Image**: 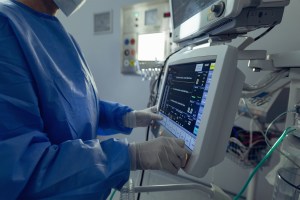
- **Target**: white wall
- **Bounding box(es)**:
[58,0,300,199]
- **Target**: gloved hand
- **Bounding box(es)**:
[129,137,188,174]
[123,106,163,128]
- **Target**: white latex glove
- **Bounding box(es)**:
[123,106,163,128]
[129,137,188,174]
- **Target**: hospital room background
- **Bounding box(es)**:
[56,0,300,199]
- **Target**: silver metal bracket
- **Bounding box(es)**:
[134,183,231,200]
[247,50,300,71]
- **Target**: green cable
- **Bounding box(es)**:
[264,110,294,145]
[234,127,296,200]
[109,189,117,200]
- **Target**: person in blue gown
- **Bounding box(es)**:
[0,0,188,199]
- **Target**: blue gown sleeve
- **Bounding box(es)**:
[69,35,134,136]
[98,100,133,135]
[0,16,130,200]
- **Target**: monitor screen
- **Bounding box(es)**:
[159,60,215,150]
[171,0,218,29]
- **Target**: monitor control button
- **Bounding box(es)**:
[211,1,225,17]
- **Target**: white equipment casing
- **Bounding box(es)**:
[170,0,289,44]
[158,45,245,177]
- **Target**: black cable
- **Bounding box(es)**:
[254,25,275,41]
[136,171,145,200]
[136,126,150,200]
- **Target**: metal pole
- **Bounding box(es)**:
[134,183,213,196]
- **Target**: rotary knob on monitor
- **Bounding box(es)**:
[211,1,225,17]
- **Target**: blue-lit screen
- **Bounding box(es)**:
[159,60,215,150]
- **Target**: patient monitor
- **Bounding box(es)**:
[158,45,245,177]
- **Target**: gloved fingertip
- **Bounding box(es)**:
[157,115,163,120]
[150,106,158,113]
[182,153,189,168]
[175,138,185,148]
[150,113,163,120]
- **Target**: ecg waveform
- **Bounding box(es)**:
[159,60,215,138]
[170,99,186,107]
[175,75,193,81]
[172,88,190,94]
[159,63,212,133]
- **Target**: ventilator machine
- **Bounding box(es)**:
[120,0,300,199]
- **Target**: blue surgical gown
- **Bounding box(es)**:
[0,0,133,199]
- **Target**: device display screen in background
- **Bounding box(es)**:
[171,0,219,29]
